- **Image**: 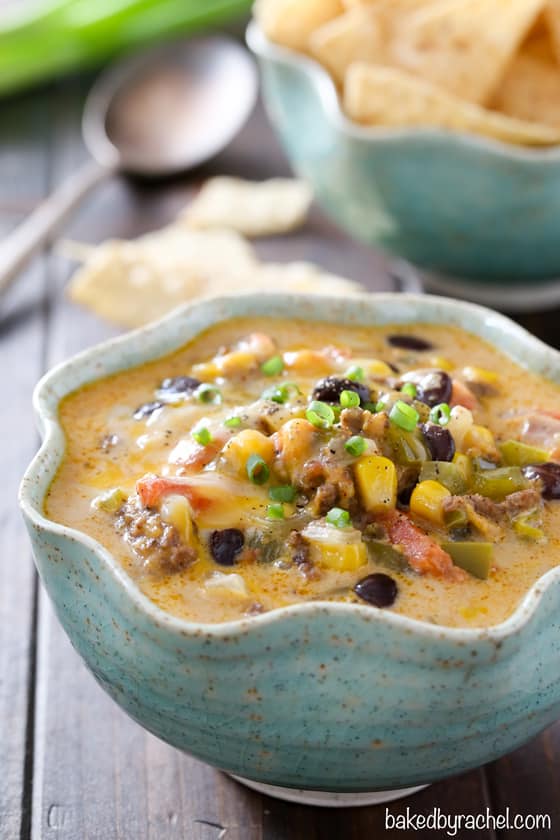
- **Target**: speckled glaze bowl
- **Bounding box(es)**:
[19,293,560,805]
[247,22,560,287]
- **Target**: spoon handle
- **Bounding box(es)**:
[0,159,111,296]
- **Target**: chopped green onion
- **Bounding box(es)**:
[262,382,299,404]
[326,507,351,528]
[429,403,451,426]
[389,400,420,432]
[267,503,285,520]
[192,426,212,446]
[375,400,387,413]
[345,435,367,457]
[224,415,242,429]
[196,383,222,404]
[513,512,546,543]
[261,355,284,377]
[306,400,336,429]
[364,402,378,413]
[92,487,127,513]
[269,485,296,503]
[344,365,365,382]
[246,454,270,485]
[340,389,360,408]
[401,382,417,399]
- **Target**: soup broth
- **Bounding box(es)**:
[46,318,560,627]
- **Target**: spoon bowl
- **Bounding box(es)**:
[84,37,258,176]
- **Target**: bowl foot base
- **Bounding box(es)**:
[228,775,428,807]
[393,258,560,313]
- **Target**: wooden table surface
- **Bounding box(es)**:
[2,63,560,840]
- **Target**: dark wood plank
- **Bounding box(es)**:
[485,724,560,839]
[0,89,51,840]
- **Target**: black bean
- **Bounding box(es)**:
[133,401,164,420]
[159,376,201,396]
[397,484,415,507]
[312,376,370,406]
[421,422,456,462]
[387,335,434,351]
[522,462,560,499]
[209,528,245,566]
[414,370,452,407]
[354,573,398,607]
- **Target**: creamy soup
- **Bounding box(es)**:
[46,318,560,628]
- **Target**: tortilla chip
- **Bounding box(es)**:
[341,0,435,12]
[545,0,560,63]
[389,0,546,105]
[492,35,560,127]
[344,63,560,146]
[182,177,313,237]
[254,262,364,297]
[309,8,384,85]
[67,227,363,329]
[68,228,258,328]
[254,0,343,51]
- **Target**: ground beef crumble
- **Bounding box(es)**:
[115,495,196,574]
[443,489,541,523]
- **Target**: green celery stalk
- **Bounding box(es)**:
[0,0,252,95]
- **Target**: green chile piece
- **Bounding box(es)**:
[471,467,528,499]
[387,425,429,466]
[500,439,549,467]
[441,542,494,580]
[419,461,467,495]
[366,540,408,571]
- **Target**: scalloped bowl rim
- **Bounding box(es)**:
[246,20,560,163]
[18,292,560,645]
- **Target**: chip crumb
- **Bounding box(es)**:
[181,176,313,237]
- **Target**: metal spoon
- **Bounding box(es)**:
[0,36,257,294]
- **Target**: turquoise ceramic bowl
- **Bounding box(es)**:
[20,293,560,795]
[247,22,560,285]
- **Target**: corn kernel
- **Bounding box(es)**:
[302,521,368,571]
[312,542,367,571]
[428,355,454,372]
[410,480,451,526]
[283,349,332,374]
[452,453,473,484]
[216,350,257,376]
[161,494,194,544]
[354,454,397,513]
[221,428,275,477]
[192,361,220,380]
[349,357,393,377]
[462,424,498,460]
[462,366,500,387]
[274,418,316,477]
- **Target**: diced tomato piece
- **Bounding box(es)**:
[379,510,465,580]
[518,412,560,450]
[450,379,478,411]
[169,438,221,472]
[537,408,560,421]
[136,474,212,512]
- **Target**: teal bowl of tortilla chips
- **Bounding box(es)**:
[247,14,560,291]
